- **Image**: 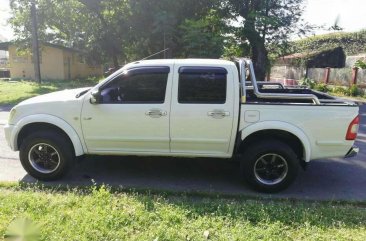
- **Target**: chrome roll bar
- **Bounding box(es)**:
[241,59,321,105]
[238,59,247,103]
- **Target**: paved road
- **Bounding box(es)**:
[1,104,366,201]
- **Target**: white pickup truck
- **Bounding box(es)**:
[4,59,360,192]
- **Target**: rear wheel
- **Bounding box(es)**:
[240,140,299,193]
[19,131,74,181]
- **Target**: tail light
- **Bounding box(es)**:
[346,115,360,140]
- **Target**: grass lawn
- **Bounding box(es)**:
[0,184,365,241]
[0,78,100,106]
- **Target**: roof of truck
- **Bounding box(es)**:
[124,58,236,68]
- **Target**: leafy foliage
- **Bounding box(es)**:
[8,0,311,75]
[290,30,366,56]
[9,0,223,66]
[278,47,346,68]
[225,0,310,81]
[355,59,366,69]
[179,10,226,58]
[300,77,365,97]
[330,84,364,97]
[299,77,316,89]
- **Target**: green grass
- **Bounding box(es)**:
[0,78,100,106]
[0,184,365,241]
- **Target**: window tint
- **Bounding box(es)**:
[178,67,227,104]
[100,67,169,104]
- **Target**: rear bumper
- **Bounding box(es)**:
[344,146,359,158]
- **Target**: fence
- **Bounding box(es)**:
[270,65,366,87]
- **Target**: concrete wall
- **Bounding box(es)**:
[8,45,64,80]
[62,50,103,80]
[8,44,103,80]
[307,68,324,82]
[8,45,36,80]
[346,54,366,67]
[271,65,366,87]
[271,66,305,81]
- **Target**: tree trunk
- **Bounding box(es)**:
[112,53,119,69]
[244,17,268,82]
[250,41,268,82]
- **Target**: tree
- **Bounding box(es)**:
[226,0,310,81]
[128,0,220,58]
[10,0,220,65]
[10,0,132,68]
[77,0,132,68]
[179,10,227,58]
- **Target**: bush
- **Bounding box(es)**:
[300,78,365,97]
[299,77,316,89]
[354,60,366,69]
[313,83,329,92]
[348,84,363,97]
[332,86,348,95]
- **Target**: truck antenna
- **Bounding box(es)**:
[140,48,170,61]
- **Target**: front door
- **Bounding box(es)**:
[170,65,235,156]
[81,66,172,154]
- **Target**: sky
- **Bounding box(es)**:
[303,0,366,34]
[0,0,366,41]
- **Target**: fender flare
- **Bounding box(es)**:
[240,121,312,162]
[11,114,85,156]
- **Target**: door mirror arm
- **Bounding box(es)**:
[90,89,101,104]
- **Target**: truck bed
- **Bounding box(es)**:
[245,87,356,106]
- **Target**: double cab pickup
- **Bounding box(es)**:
[4,59,360,192]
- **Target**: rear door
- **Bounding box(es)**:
[170,65,235,156]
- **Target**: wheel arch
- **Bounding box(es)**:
[12,114,85,156]
[239,121,311,163]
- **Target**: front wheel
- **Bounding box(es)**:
[19,131,74,181]
[240,140,299,193]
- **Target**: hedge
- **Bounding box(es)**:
[291,30,366,56]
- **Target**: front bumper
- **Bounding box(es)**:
[4,124,15,151]
[344,145,359,158]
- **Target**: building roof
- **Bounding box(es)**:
[0,41,83,53]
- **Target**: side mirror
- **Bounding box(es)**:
[90,89,101,104]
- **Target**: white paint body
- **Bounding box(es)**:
[4,59,359,162]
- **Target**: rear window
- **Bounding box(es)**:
[178,67,227,104]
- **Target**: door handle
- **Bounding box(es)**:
[145,109,167,118]
[207,110,230,119]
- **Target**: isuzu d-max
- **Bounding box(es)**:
[4,59,360,192]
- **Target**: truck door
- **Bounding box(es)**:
[170,65,235,156]
[81,66,172,154]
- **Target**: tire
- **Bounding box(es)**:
[19,131,74,181]
[240,140,299,193]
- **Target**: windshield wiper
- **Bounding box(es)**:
[76,89,91,98]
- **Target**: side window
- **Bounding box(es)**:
[100,67,169,104]
[178,67,227,104]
